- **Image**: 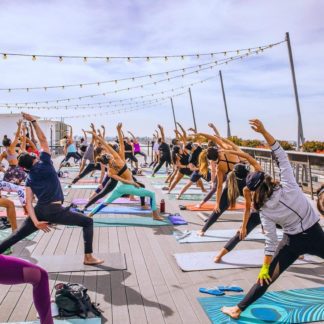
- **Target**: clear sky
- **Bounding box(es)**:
[0,0,323,141]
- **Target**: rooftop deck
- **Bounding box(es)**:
[0,161,323,323]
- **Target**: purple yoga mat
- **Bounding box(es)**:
[168,214,187,225]
[72,197,140,205]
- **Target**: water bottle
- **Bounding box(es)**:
[160,199,165,213]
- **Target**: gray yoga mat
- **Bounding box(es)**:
[173,228,283,243]
[22,253,126,273]
[17,319,101,323]
[65,184,98,189]
[174,249,323,272]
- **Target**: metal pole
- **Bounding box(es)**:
[188,87,197,131]
[170,97,177,130]
[219,70,231,137]
[286,32,305,149]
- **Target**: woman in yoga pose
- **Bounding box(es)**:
[192,134,246,236]
[0,120,26,184]
[86,125,163,220]
[221,119,324,320]
[0,113,103,266]
[128,131,147,165]
[152,125,171,177]
[0,255,53,323]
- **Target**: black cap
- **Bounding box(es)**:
[246,171,265,191]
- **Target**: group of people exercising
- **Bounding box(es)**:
[0,113,323,322]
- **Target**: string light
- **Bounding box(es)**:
[83,57,87,63]
[0,40,285,63]
[1,46,277,108]
[3,54,7,59]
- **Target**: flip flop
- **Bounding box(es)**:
[218,285,243,292]
[175,230,191,240]
[179,205,187,210]
[199,288,225,296]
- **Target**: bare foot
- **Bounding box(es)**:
[298,255,304,260]
[197,230,205,237]
[195,201,204,208]
[176,195,181,200]
[153,211,164,221]
[84,255,104,265]
[141,205,150,210]
[214,255,222,263]
[221,306,242,319]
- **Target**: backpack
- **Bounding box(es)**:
[55,283,102,318]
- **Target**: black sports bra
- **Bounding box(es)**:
[218,154,238,174]
[117,164,128,176]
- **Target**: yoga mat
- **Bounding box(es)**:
[86,205,152,214]
[0,208,26,218]
[72,197,140,205]
[169,193,215,201]
[173,228,283,243]
[198,287,324,324]
[168,214,188,225]
[185,202,245,211]
[165,188,205,195]
[174,249,323,272]
[88,217,172,227]
[0,228,37,241]
[22,253,126,273]
[65,184,98,189]
[78,179,100,184]
[147,174,168,179]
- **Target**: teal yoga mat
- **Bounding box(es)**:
[86,206,152,215]
[198,287,324,323]
[91,217,172,227]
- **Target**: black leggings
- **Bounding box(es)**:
[0,204,94,254]
[71,163,101,184]
[202,177,246,232]
[153,155,171,174]
[61,152,82,165]
[238,222,324,310]
[125,153,138,163]
[84,177,118,210]
[224,212,260,251]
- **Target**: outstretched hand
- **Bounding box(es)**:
[117,122,123,130]
[249,119,266,134]
[21,113,35,122]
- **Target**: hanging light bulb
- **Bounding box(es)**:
[32,55,37,61]
[3,54,7,59]
[62,86,65,90]
[196,54,200,59]
[132,77,135,81]
[80,84,83,88]
[146,57,150,62]
[44,87,47,91]
[164,56,168,61]
[83,57,87,63]
[237,50,239,54]
[127,57,131,62]
[224,51,227,56]
[26,88,29,92]
[106,57,110,62]
[8,89,11,92]
[97,82,100,86]
[59,56,63,62]
[181,55,184,60]
[211,53,214,58]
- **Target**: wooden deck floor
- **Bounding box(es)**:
[0,164,323,323]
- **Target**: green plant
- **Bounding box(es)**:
[278,140,295,150]
[302,141,324,152]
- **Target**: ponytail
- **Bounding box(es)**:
[253,175,275,210]
[227,170,240,208]
[198,150,209,178]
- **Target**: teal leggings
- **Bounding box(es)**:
[90,182,157,215]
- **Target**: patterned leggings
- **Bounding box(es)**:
[0,180,26,205]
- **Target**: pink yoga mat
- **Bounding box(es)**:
[78,179,99,184]
[72,197,140,205]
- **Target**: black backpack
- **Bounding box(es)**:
[55,283,102,319]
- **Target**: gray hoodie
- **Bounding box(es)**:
[261,141,320,256]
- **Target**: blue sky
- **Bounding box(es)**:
[0,0,323,141]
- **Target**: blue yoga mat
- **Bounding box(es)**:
[86,206,152,214]
[198,287,324,323]
[91,217,172,227]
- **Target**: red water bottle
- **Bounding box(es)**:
[160,199,165,213]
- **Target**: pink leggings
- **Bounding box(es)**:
[0,255,53,324]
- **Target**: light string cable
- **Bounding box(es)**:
[0,59,227,92]
[1,44,277,108]
[0,40,285,63]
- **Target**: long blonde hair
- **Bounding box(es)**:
[227,170,240,208]
[198,150,209,178]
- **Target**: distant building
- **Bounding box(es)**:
[0,113,68,147]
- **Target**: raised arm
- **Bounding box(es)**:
[29,122,38,146]
[128,131,136,140]
[176,122,187,140]
[20,123,27,152]
[11,120,22,149]
[223,149,262,172]
[68,125,73,141]
[158,125,165,142]
[22,113,50,154]
[101,125,106,139]
[208,123,221,136]
[26,137,38,152]
[117,123,125,160]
